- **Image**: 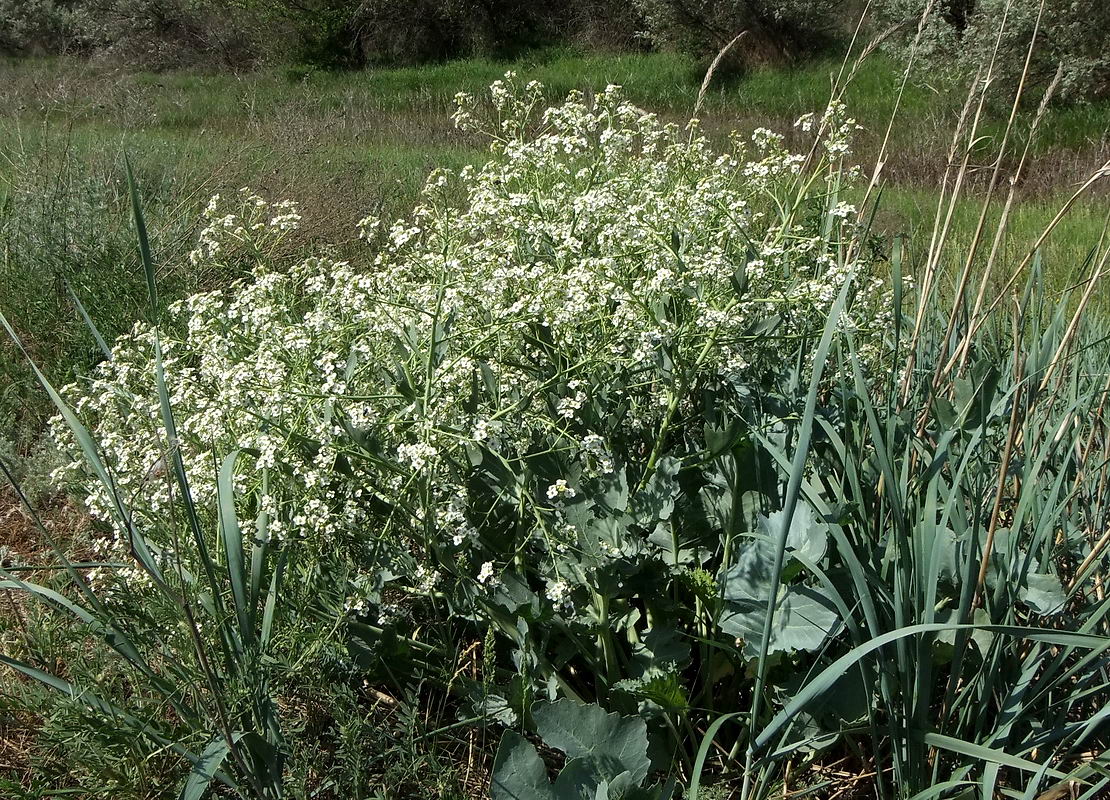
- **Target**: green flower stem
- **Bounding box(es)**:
[638,301,738,493]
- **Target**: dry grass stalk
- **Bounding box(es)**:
[693,31,749,120]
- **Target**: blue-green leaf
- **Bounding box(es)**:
[491,731,557,800]
[180,733,242,800]
[533,699,651,785]
[1021,573,1066,616]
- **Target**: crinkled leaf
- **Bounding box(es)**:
[533,699,651,784]
[760,504,827,566]
[553,757,608,800]
[1021,573,1066,615]
[719,585,840,659]
[632,457,680,524]
[491,731,557,800]
[719,536,776,603]
[614,668,689,715]
[469,693,518,726]
[630,624,689,676]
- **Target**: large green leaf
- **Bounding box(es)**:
[719,584,840,658]
[491,732,557,800]
[1021,573,1066,616]
[719,536,776,603]
[631,457,680,524]
[762,504,827,565]
[630,625,689,676]
[719,504,828,602]
[647,522,700,568]
[553,758,615,800]
[532,699,652,785]
[718,531,840,657]
[936,608,995,657]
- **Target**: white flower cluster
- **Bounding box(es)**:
[794,101,862,159]
[546,480,577,502]
[52,75,897,619]
[188,187,301,266]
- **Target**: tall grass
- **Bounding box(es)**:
[0,126,220,449]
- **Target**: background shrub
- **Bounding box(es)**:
[349,0,641,66]
[0,0,644,68]
[879,0,1110,99]
[630,0,849,66]
[0,0,95,55]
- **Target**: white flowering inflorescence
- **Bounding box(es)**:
[53,74,899,625]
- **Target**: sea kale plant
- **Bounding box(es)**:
[21,72,1110,798]
[51,74,888,630]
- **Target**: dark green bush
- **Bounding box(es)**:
[0,0,643,67]
[0,0,95,54]
[348,0,641,65]
[630,0,849,66]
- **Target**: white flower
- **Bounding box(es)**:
[545,578,573,610]
[357,215,380,241]
[556,391,587,419]
[52,76,892,606]
[415,565,440,593]
[398,441,438,471]
[471,418,491,442]
[476,561,501,588]
[546,480,576,501]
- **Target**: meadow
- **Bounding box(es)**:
[2,39,1110,800]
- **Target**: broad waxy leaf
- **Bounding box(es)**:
[719,585,841,658]
[936,609,995,658]
[631,457,680,524]
[470,693,519,726]
[718,523,840,657]
[491,732,557,800]
[630,624,690,675]
[532,699,652,785]
[553,758,620,800]
[761,503,828,566]
[1021,573,1067,615]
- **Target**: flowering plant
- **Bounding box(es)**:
[49,75,904,788]
[28,69,1110,799]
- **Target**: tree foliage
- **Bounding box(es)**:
[880,0,1110,98]
[630,0,848,64]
